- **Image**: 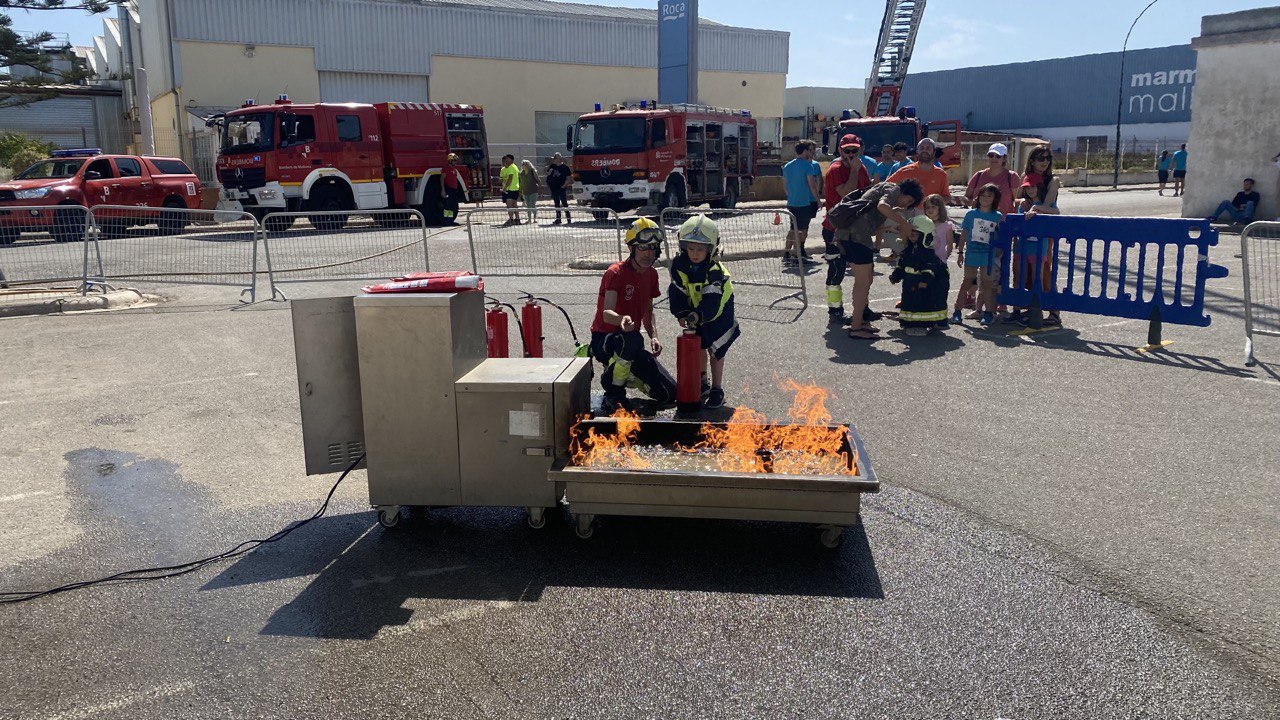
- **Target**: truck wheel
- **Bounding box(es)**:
[308,185,351,232]
[51,205,85,243]
[591,210,609,222]
[661,181,686,212]
[417,177,445,226]
[0,226,19,246]
[97,219,129,239]
[711,182,739,210]
[374,211,414,229]
[159,199,189,235]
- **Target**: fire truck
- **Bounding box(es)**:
[212,96,489,228]
[566,102,757,216]
[826,0,962,167]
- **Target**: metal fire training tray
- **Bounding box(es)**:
[548,418,879,536]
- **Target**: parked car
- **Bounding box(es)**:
[0,148,203,244]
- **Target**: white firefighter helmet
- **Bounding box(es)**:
[677,214,719,254]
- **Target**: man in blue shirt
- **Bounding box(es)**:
[782,140,822,265]
[1171,143,1188,197]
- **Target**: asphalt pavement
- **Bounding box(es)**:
[0,187,1277,718]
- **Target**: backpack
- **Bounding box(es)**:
[826,187,876,230]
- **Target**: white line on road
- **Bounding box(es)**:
[0,491,51,503]
[33,681,196,720]
[376,600,515,640]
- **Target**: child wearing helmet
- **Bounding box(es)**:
[588,217,677,415]
[668,214,740,409]
[888,214,951,335]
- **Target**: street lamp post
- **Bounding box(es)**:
[1114,0,1161,189]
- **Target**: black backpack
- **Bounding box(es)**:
[826,185,882,230]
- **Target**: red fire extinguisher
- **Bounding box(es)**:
[486,302,509,358]
[676,313,702,412]
[520,294,544,358]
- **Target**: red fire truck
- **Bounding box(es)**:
[213,96,489,228]
[566,103,757,216]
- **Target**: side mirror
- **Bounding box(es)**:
[84,171,102,181]
[565,124,573,152]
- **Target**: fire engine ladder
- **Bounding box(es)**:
[865,0,927,117]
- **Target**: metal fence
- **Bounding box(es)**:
[659,207,806,323]
[1242,221,1280,366]
[86,206,259,301]
[465,207,622,277]
[261,209,431,299]
[0,205,94,293]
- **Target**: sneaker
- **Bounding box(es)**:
[951,310,963,324]
[864,309,883,322]
[980,312,995,326]
[782,255,799,266]
[552,219,563,225]
[704,387,725,409]
[965,310,983,320]
[1005,310,1026,323]
[599,395,632,416]
[828,309,850,325]
[800,254,819,265]
[905,326,927,336]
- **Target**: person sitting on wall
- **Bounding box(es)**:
[1206,178,1260,225]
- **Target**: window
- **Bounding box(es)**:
[84,158,115,179]
[114,158,143,178]
[279,113,317,147]
[147,158,194,175]
[336,115,362,143]
[650,119,667,147]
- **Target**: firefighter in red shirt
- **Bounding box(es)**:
[822,135,872,324]
[589,217,677,415]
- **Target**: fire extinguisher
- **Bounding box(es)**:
[676,312,703,413]
[485,301,509,358]
[520,293,544,358]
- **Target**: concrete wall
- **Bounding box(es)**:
[429,55,784,144]
[1185,8,1280,220]
[177,41,321,108]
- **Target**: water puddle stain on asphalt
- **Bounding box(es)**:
[63,448,213,553]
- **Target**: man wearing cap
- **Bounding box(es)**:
[821,135,872,323]
[964,143,1020,214]
[546,153,573,225]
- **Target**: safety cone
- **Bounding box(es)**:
[773,212,781,226]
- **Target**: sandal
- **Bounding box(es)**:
[847,325,880,339]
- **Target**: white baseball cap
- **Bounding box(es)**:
[987,143,1008,157]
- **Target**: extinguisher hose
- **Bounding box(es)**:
[496,301,531,357]
[532,296,580,346]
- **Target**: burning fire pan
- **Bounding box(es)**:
[549,418,879,547]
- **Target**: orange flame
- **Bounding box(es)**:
[569,408,652,469]
[569,381,858,476]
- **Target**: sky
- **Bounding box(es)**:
[15,0,1280,87]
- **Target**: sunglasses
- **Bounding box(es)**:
[987,153,1002,159]
[1033,156,1051,162]
[841,149,858,155]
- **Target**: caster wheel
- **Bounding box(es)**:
[526,508,547,530]
[574,515,595,540]
[377,508,401,528]
[819,526,843,549]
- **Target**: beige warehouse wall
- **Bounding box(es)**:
[1185,39,1280,220]
[429,55,783,144]
[177,41,321,109]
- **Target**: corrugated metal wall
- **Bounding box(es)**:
[170,0,787,74]
[318,71,430,103]
[900,45,1196,131]
[0,97,99,149]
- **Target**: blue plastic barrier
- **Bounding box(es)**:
[991,214,1229,345]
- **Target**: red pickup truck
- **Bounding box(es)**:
[0,149,203,244]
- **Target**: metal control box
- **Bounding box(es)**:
[455,357,592,508]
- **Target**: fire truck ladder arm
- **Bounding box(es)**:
[866,0,928,117]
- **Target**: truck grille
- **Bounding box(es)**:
[577,169,640,185]
[218,167,266,191]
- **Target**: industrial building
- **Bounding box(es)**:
[78,0,787,177]
[899,44,1195,150]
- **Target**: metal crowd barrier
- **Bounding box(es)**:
[1242,221,1280,366]
[993,214,1229,348]
[659,207,806,323]
[260,209,431,300]
[464,207,623,277]
[87,206,260,302]
[0,205,93,292]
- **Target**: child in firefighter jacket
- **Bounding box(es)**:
[668,214,741,409]
[889,214,951,335]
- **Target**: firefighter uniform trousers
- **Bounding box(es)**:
[589,330,677,403]
[822,227,848,313]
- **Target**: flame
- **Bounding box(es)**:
[569,408,652,469]
[569,381,858,476]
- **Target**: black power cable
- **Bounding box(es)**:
[0,453,366,605]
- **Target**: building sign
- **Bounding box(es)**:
[658,0,697,104]
[1127,68,1196,118]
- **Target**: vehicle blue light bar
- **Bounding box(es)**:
[50,148,102,158]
